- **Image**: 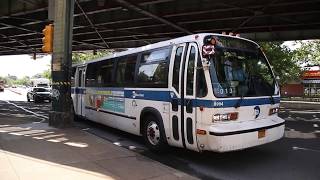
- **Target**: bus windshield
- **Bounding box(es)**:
[205,36,277,98]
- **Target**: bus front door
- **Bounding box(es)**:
[182,43,199,151]
[170,43,199,151]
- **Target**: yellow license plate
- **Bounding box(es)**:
[258,129,266,139]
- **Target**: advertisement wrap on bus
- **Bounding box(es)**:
[71,33,284,152]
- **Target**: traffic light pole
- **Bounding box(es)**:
[49,0,75,128]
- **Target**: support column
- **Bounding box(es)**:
[49,0,75,128]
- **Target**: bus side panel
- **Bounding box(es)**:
[85,109,117,129]
[122,90,171,139]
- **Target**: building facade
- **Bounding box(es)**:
[302,70,320,97]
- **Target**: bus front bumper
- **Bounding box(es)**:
[202,116,285,152]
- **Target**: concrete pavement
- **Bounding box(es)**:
[0,116,198,180]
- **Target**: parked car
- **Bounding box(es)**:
[27,87,52,103]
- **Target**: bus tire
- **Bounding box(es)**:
[142,115,167,152]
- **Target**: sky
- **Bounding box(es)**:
[0,54,51,78]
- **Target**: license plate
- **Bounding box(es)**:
[258,129,266,139]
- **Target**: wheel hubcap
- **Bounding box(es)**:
[146,121,160,145]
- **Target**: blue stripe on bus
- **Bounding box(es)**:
[124,90,171,101]
[193,97,280,108]
[71,87,280,108]
[71,87,86,94]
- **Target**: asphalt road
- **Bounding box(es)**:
[1,88,319,180]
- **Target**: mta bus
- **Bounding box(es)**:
[71,33,284,152]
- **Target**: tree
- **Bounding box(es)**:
[293,40,320,67]
[259,41,301,86]
[72,50,112,63]
[14,76,31,86]
[42,69,51,80]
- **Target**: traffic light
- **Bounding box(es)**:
[42,24,53,53]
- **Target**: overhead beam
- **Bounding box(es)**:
[75,0,109,48]
[111,0,192,34]
[1,21,320,47]
[242,29,320,41]
[232,0,280,32]
[1,1,318,32]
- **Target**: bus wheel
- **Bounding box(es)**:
[143,115,167,151]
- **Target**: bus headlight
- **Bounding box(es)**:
[269,107,279,115]
[212,112,238,122]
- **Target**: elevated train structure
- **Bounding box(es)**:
[0,0,319,56]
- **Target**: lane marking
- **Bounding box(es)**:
[286,110,320,114]
[292,146,320,153]
[2,100,48,123]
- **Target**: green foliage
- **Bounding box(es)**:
[14,76,30,86]
[42,69,51,80]
[259,41,302,86]
[293,40,320,66]
[72,50,112,64]
[0,69,51,86]
[0,75,30,86]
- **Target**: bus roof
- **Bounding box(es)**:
[72,33,259,67]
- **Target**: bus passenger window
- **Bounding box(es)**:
[141,48,170,63]
[115,55,137,86]
[137,47,170,88]
[100,60,114,86]
[86,64,97,87]
[86,60,115,87]
[172,47,183,93]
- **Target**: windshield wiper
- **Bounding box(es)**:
[234,95,244,108]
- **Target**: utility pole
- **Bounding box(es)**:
[49,0,75,128]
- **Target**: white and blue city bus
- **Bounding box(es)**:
[71,33,284,152]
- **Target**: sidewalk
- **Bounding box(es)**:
[0,117,198,180]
